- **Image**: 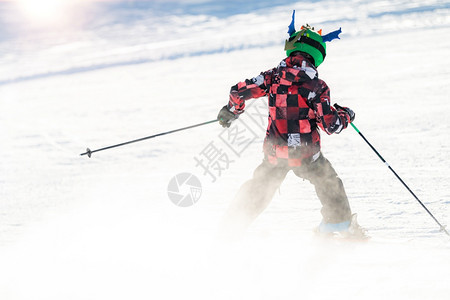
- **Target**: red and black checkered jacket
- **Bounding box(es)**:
[228,53,350,166]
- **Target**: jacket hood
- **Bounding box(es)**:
[277,54,318,83]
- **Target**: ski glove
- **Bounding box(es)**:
[217,105,239,128]
[334,103,355,123]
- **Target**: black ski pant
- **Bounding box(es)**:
[220,153,352,238]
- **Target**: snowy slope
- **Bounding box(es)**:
[1,0,450,299]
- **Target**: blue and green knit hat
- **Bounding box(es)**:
[284,10,342,67]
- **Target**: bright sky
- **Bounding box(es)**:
[4,0,211,27]
[0,0,112,25]
[15,0,72,21]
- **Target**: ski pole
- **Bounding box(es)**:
[80,119,218,158]
[334,104,449,236]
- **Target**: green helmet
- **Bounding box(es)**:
[284,25,326,67]
[284,11,342,67]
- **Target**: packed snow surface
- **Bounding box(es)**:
[1,0,450,299]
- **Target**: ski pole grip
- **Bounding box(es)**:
[334,103,344,110]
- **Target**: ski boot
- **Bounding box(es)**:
[315,214,369,240]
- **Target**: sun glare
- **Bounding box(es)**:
[16,0,75,24]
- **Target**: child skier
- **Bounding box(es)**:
[217,12,366,239]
